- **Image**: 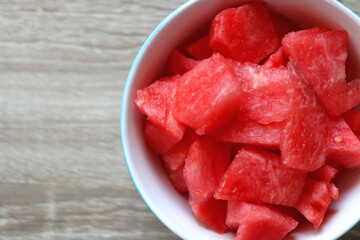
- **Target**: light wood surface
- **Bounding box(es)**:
[0,0,359,239]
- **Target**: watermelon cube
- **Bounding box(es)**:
[143,120,185,154]
[162,129,197,172]
[183,137,232,201]
[161,129,198,194]
[209,2,279,63]
[327,117,360,168]
[295,178,336,228]
[168,49,198,75]
[188,196,228,234]
[226,201,298,240]
[215,147,306,206]
[280,61,329,171]
[216,117,283,149]
[185,35,213,60]
[134,76,186,153]
[282,28,360,116]
[231,61,290,124]
[173,53,243,135]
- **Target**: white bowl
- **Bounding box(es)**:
[120,0,360,239]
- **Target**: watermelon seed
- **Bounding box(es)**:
[232,187,237,193]
[333,136,343,143]
[222,180,226,188]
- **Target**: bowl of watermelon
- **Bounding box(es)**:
[121,0,360,239]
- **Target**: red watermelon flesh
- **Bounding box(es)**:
[215,147,306,206]
[162,128,198,172]
[216,116,283,149]
[327,117,360,168]
[168,49,198,75]
[134,76,186,151]
[173,53,243,135]
[342,110,360,131]
[188,196,228,234]
[295,178,334,228]
[185,35,213,60]
[209,2,279,63]
[282,28,360,116]
[184,137,232,200]
[231,61,290,124]
[308,164,338,183]
[144,120,185,154]
[226,201,298,240]
[280,60,329,172]
[165,165,188,194]
[134,76,175,126]
[263,47,286,69]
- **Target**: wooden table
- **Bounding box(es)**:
[0,0,359,239]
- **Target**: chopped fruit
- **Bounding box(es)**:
[280,61,329,171]
[327,117,360,168]
[173,53,243,135]
[282,28,360,116]
[295,178,336,228]
[227,201,298,240]
[210,2,279,63]
[215,147,306,206]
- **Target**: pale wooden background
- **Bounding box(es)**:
[0,0,358,240]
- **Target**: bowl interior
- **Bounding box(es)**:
[121,0,360,239]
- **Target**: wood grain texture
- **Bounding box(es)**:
[0,0,358,240]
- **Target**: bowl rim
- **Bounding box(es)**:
[120,0,360,239]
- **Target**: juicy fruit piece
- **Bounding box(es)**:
[134,76,186,153]
[168,49,198,75]
[216,117,283,149]
[231,62,290,124]
[144,120,185,154]
[162,129,198,194]
[173,53,243,135]
[209,2,279,63]
[295,178,336,228]
[282,28,360,116]
[185,35,213,60]
[162,129,197,172]
[183,137,231,233]
[134,76,176,126]
[327,117,360,168]
[215,147,306,206]
[342,110,360,131]
[280,61,329,171]
[227,201,298,240]
[263,47,286,69]
[184,137,232,200]
[189,196,228,234]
